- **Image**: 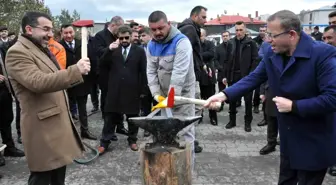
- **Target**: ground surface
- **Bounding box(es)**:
[0,100,335,185]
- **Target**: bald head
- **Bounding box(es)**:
[200,28,206,42]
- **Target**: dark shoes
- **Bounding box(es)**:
[259,144,276,155]
[81,130,97,140]
[194,140,203,153]
[4,147,25,157]
[257,120,267,127]
[225,121,236,129]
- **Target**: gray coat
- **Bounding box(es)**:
[146,26,196,117]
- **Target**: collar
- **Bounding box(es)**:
[288,32,312,58]
[1,38,8,42]
[122,44,131,51]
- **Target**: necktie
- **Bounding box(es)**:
[123,48,127,60]
[68,42,73,50]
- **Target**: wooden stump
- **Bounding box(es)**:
[140,143,192,185]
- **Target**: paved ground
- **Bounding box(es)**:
[0,101,335,185]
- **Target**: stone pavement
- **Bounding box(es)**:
[0,103,335,185]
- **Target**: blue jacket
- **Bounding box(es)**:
[224,32,336,171]
[258,41,270,59]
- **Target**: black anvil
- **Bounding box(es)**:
[129,112,201,149]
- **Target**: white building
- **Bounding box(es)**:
[301,7,336,32]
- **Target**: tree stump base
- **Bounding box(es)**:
[140,143,192,185]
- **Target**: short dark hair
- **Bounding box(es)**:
[329,11,336,18]
[222,31,230,35]
[190,6,207,17]
[130,22,139,28]
[139,27,151,35]
[148,11,168,23]
[117,25,132,35]
[0,26,8,32]
[21,11,52,33]
[235,21,245,25]
[267,10,301,34]
[60,24,73,31]
[324,25,336,33]
[8,31,15,36]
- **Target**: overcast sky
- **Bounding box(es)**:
[45,0,335,25]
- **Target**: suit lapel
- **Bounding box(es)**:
[125,45,135,63]
[270,54,283,74]
[61,40,74,53]
[74,39,81,52]
[19,36,58,72]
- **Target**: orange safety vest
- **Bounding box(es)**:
[48,38,66,69]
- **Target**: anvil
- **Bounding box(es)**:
[129,113,201,149]
[129,87,202,148]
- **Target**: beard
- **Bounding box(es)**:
[121,42,130,48]
[33,35,50,47]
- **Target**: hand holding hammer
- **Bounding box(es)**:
[72,20,94,75]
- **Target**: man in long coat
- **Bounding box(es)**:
[5,11,88,184]
[206,10,336,184]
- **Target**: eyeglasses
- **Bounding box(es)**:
[32,26,53,33]
[265,30,290,39]
[119,36,130,40]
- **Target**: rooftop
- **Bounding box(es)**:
[206,15,266,25]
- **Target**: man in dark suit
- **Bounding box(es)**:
[60,24,96,140]
[259,81,278,155]
[94,16,128,137]
[98,25,147,153]
[206,10,336,184]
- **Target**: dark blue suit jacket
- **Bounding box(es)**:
[224,32,336,171]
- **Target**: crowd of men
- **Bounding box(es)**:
[0,5,336,185]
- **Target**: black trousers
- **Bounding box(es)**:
[28,166,66,185]
[67,91,77,116]
[69,95,88,132]
[100,112,139,147]
[200,84,217,122]
[262,101,267,121]
[228,73,253,122]
[90,75,99,109]
[266,116,278,146]
[15,99,21,137]
[0,89,15,148]
[100,87,107,118]
[278,155,327,185]
[253,87,261,107]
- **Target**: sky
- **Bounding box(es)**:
[45,0,335,25]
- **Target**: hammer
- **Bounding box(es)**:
[72,20,94,59]
[152,87,222,111]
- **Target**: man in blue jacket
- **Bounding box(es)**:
[205,10,336,184]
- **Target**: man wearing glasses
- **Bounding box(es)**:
[5,11,91,185]
[206,10,336,184]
